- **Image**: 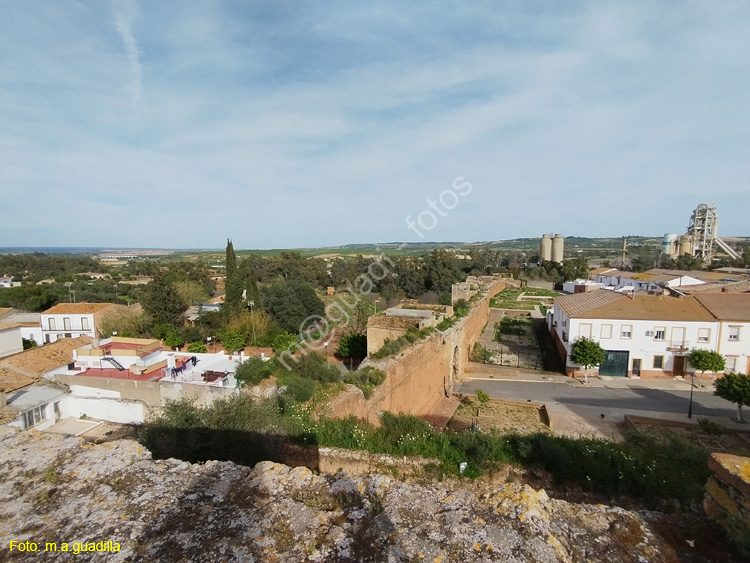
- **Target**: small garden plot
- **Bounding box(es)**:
[446,395,551,435]
[495,317,537,347]
[631,418,750,457]
[490,287,560,311]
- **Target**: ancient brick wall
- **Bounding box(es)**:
[341,278,507,423]
[704,452,750,552]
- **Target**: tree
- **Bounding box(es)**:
[337,332,367,359]
[687,349,725,379]
[349,298,376,335]
[223,239,245,320]
[141,271,185,327]
[260,279,324,334]
[570,337,605,384]
[222,331,247,353]
[715,372,750,423]
[174,280,210,308]
[165,331,184,350]
[271,332,297,354]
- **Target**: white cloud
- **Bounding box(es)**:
[112,0,142,107]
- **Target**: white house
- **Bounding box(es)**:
[39,302,119,343]
[694,294,750,375]
[550,290,718,378]
[4,383,67,431]
[592,269,706,293]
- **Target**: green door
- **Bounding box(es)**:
[599,350,629,377]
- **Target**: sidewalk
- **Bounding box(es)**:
[464,371,716,392]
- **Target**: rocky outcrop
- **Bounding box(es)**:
[0,428,672,562]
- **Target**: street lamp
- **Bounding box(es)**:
[688,371,696,419]
[324,341,329,359]
[207,336,213,353]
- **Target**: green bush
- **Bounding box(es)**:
[187,341,207,353]
[436,318,455,331]
[277,371,317,406]
[697,417,725,436]
[235,357,276,387]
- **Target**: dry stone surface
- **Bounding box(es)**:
[0,428,672,562]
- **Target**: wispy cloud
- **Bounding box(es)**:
[0,1,749,248]
[112,0,142,107]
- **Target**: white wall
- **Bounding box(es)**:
[62,396,146,424]
[717,321,750,374]
[0,326,23,358]
[20,326,42,346]
[40,313,96,342]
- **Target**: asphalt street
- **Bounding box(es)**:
[458,380,736,420]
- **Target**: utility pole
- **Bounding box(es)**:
[621,238,627,268]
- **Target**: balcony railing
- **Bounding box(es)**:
[667,340,690,352]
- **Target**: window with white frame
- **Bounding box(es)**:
[728,327,740,341]
[48,318,55,330]
[81,317,89,330]
[698,328,710,343]
[726,357,737,372]
[600,324,612,339]
[654,327,665,341]
[63,317,71,330]
[621,325,632,339]
[22,405,47,429]
[579,323,592,339]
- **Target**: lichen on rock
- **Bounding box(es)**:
[0,429,674,561]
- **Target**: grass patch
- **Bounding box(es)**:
[371,327,435,359]
[137,394,711,508]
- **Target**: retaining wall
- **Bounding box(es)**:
[343,279,507,423]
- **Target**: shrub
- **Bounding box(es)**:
[697,417,725,436]
[437,318,455,331]
[187,341,207,353]
[235,357,276,387]
[222,331,247,353]
[165,331,184,349]
[454,299,470,317]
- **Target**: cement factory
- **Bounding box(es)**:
[661,203,741,263]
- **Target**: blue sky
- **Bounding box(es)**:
[1,1,748,249]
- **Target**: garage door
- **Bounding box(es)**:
[599,350,629,377]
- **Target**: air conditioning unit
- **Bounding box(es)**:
[645,331,654,336]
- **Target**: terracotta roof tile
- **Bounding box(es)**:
[694,294,750,322]
[0,322,21,332]
[0,367,34,393]
[0,336,92,377]
[42,303,115,315]
[556,290,624,317]
[556,290,715,321]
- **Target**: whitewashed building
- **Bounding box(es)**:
[39,303,118,343]
[550,290,720,378]
[694,294,750,375]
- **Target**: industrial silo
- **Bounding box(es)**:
[551,234,564,263]
[539,234,552,262]
[662,234,678,259]
[678,235,694,256]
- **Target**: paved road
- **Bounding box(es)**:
[458,380,736,419]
